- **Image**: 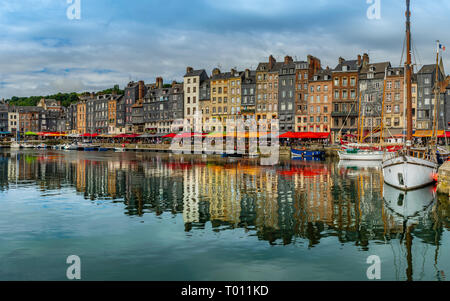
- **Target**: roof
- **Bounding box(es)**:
[359,62,391,80]
[418,64,436,74]
[386,66,404,77]
[333,59,359,72]
[184,69,207,77]
[211,71,232,81]
[311,69,332,82]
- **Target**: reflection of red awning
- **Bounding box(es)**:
[278,167,329,177]
[174,132,206,139]
[162,133,176,139]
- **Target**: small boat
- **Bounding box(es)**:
[291,148,324,158]
[10,142,21,149]
[221,153,243,158]
[114,147,126,152]
[338,148,384,161]
[98,148,110,152]
[22,143,34,149]
[36,144,47,149]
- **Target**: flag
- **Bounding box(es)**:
[439,44,446,51]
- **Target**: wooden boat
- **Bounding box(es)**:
[382,0,439,191]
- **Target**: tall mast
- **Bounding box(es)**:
[405,0,413,146]
[432,41,440,146]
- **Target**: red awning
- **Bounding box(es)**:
[289,132,331,139]
[81,133,98,137]
[438,131,450,138]
[279,132,297,138]
[114,134,140,138]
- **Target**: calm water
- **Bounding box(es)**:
[0,149,448,281]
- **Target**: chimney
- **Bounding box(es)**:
[231,68,237,75]
[357,55,362,66]
[245,69,250,78]
[362,53,370,66]
[284,55,293,65]
[186,66,193,74]
[156,77,163,89]
[326,66,330,70]
[90,92,95,99]
[338,57,345,65]
[269,55,276,70]
[171,81,177,87]
[138,80,145,100]
[212,68,221,76]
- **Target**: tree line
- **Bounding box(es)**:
[6,85,124,107]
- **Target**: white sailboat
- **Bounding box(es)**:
[338,68,387,161]
[382,0,439,190]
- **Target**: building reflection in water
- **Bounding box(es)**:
[0,150,448,254]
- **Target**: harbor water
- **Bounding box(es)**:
[0,149,449,281]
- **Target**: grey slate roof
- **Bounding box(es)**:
[359,62,391,80]
[334,59,360,72]
[311,69,332,82]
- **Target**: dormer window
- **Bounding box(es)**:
[369,66,375,72]
[342,66,348,72]
[314,76,318,81]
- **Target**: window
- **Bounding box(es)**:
[342,90,348,99]
[334,78,339,86]
[386,105,392,113]
[334,90,340,99]
[342,78,348,86]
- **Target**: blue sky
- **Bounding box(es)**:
[0,0,449,98]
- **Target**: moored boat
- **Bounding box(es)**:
[291,148,324,158]
[338,148,384,161]
[382,0,440,191]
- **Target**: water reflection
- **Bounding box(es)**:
[0,149,449,280]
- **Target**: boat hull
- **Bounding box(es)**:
[291,149,324,158]
[338,150,383,161]
[382,154,438,190]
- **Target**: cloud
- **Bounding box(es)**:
[0,0,448,99]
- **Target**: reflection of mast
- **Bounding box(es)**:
[405,223,415,281]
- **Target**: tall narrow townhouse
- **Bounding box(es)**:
[331,55,367,141]
[306,68,333,133]
[227,69,244,126]
[278,56,296,133]
[199,78,211,132]
[256,55,283,130]
[384,67,405,133]
[184,67,209,130]
[294,55,322,132]
[241,69,257,122]
[210,68,231,132]
[359,61,391,140]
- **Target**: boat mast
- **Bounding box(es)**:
[432,41,440,146]
[405,0,413,147]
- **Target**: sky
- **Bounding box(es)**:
[0,0,449,99]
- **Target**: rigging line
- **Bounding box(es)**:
[337,101,357,136]
[400,35,406,67]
